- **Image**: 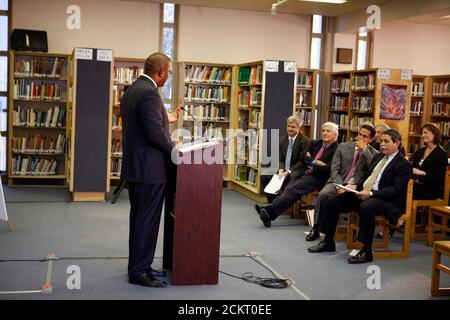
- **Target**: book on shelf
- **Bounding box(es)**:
[331,77,350,93]
[432,81,450,96]
[297,73,313,88]
[412,82,424,97]
[352,74,375,90]
[410,101,423,116]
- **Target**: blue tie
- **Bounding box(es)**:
[285,138,294,171]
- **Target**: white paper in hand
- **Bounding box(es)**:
[333,183,358,193]
[264,174,285,194]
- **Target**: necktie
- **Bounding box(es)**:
[343,149,362,184]
[285,138,294,171]
[305,144,326,175]
[363,156,388,191]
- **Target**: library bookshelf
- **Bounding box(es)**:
[8,51,70,187]
[110,57,145,184]
[176,61,235,182]
[429,75,450,146]
[296,68,317,139]
[407,75,430,156]
[328,71,351,143]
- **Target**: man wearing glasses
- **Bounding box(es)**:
[305,124,378,241]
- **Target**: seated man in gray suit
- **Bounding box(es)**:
[306,124,378,241]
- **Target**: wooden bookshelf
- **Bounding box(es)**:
[231,60,296,201]
[429,75,450,145]
[407,75,430,156]
[110,57,145,182]
[295,68,317,139]
[8,51,70,187]
[176,62,235,181]
[328,71,351,143]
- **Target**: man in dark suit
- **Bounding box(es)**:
[121,52,179,287]
[308,129,412,264]
[254,122,339,227]
[260,115,310,203]
[306,124,378,241]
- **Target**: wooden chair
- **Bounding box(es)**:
[431,241,450,296]
[290,190,318,219]
[427,206,450,246]
[410,168,450,240]
[346,179,413,259]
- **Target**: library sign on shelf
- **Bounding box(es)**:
[377,68,391,80]
[97,49,113,62]
[75,48,93,60]
[264,61,279,73]
[401,69,413,81]
[284,61,297,73]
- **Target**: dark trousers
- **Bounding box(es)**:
[320,192,392,250]
[268,174,325,220]
[128,182,166,277]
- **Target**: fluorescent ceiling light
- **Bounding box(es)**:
[439,15,450,19]
[300,0,347,3]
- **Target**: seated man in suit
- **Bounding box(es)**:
[260,115,310,203]
[308,129,412,264]
[254,122,339,227]
[306,124,378,241]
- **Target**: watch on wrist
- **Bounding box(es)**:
[369,191,373,197]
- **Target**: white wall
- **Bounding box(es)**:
[332,33,356,72]
[178,6,311,67]
[373,21,450,74]
[12,0,160,58]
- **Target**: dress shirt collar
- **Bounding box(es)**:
[140,73,157,88]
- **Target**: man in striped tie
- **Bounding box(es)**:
[254,122,339,227]
[308,129,412,264]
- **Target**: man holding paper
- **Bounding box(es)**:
[308,129,412,264]
[254,122,339,227]
[305,124,378,241]
[260,115,309,203]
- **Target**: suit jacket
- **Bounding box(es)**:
[299,139,338,181]
[327,141,378,185]
[412,146,448,199]
[278,133,310,172]
[356,152,412,222]
[120,75,173,184]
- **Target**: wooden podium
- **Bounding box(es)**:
[163,142,224,285]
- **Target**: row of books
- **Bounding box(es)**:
[412,82,424,97]
[13,106,66,128]
[182,104,228,121]
[12,133,66,155]
[113,66,143,85]
[331,77,350,93]
[351,96,373,113]
[14,57,65,79]
[238,65,263,85]
[246,168,258,187]
[13,80,63,101]
[434,122,450,136]
[328,114,348,129]
[112,85,126,105]
[12,156,59,176]
[249,110,261,128]
[185,65,232,84]
[237,115,248,130]
[349,116,373,132]
[410,101,424,116]
[111,138,122,155]
[297,109,312,125]
[430,102,450,117]
[184,85,229,103]
[111,158,122,176]
[181,123,225,142]
[297,73,313,88]
[112,113,122,130]
[352,74,375,91]
[234,166,258,187]
[432,82,450,96]
[330,96,348,111]
[296,92,310,108]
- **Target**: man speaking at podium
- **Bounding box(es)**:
[121,52,180,287]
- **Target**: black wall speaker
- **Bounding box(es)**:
[11,29,48,52]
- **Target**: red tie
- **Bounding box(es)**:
[343,149,361,184]
[314,145,326,161]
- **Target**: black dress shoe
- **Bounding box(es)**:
[259,208,271,227]
[146,267,167,278]
[305,228,320,241]
[129,273,167,287]
[347,250,373,264]
[308,240,336,253]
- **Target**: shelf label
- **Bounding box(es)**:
[75,48,93,60]
[284,61,296,73]
[264,61,279,73]
[377,68,391,80]
[401,69,413,81]
[97,49,113,62]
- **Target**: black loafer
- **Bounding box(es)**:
[348,250,373,264]
[259,208,271,227]
[146,267,167,278]
[308,240,336,253]
[129,273,167,287]
[305,229,320,241]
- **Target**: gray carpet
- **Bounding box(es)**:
[0,186,449,300]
